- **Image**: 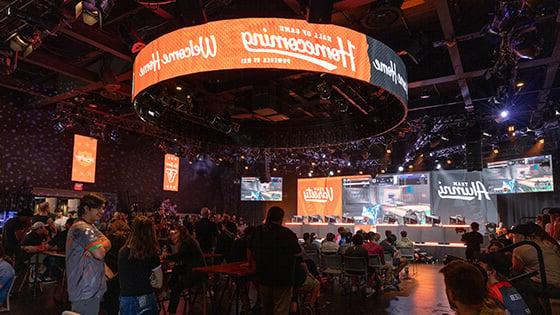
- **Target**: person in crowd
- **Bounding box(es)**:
[67,210,78,219]
[396,230,414,249]
[53,209,68,231]
[66,193,111,315]
[320,233,339,254]
[440,260,506,315]
[250,206,301,315]
[49,218,75,252]
[118,215,162,315]
[380,234,407,276]
[229,226,262,313]
[544,208,559,240]
[335,227,346,245]
[102,218,131,315]
[0,247,15,312]
[163,226,207,315]
[363,232,384,258]
[21,221,57,281]
[363,232,396,291]
[486,241,504,254]
[302,233,320,255]
[478,252,531,314]
[291,253,320,314]
[338,232,353,255]
[216,215,237,263]
[32,202,51,223]
[344,234,374,294]
[195,207,219,253]
[461,222,484,262]
[509,223,560,305]
[2,208,33,262]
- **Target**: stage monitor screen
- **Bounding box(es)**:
[484,155,553,194]
[240,177,283,201]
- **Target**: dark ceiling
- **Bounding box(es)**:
[0,0,559,174]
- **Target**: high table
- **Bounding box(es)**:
[193,261,254,315]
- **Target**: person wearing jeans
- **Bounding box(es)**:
[118,216,163,315]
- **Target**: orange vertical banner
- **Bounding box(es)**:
[163,154,180,191]
[71,134,98,183]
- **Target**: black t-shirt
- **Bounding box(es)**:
[105,235,127,273]
[462,231,483,252]
[195,218,219,253]
[22,231,45,246]
[48,230,68,252]
[2,217,27,251]
[251,223,301,287]
[118,247,161,297]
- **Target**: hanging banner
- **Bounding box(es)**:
[163,154,180,191]
[297,177,343,217]
[431,170,498,225]
[71,134,97,183]
[132,17,408,106]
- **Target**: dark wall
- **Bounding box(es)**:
[0,102,237,213]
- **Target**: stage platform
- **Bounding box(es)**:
[286,222,473,260]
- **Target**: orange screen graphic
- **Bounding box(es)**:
[71,134,97,183]
[163,154,180,191]
[132,18,370,99]
[297,177,343,217]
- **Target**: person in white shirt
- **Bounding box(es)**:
[53,209,68,231]
[396,231,414,249]
[320,233,339,254]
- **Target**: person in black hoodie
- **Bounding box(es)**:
[163,226,207,315]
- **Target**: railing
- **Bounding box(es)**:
[498,240,552,315]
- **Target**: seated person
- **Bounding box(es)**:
[440,260,506,314]
[396,231,414,249]
[363,232,396,291]
[21,222,55,281]
[291,255,320,313]
[338,232,353,255]
[0,247,15,312]
[320,233,339,254]
[344,234,373,294]
[478,252,531,314]
[380,234,407,276]
[302,233,320,255]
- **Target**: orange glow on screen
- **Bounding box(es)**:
[71,134,97,183]
[163,154,180,191]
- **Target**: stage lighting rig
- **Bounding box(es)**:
[75,0,115,27]
[360,0,405,30]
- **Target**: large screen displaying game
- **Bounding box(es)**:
[240,177,283,201]
[342,173,431,224]
[484,155,553,194]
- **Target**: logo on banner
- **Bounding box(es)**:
[437,181,491,201]
[240,29,356,72]
[165,168,178,183]
[163,154,179,191]
[303,187,334,203]
[75,151,95,166]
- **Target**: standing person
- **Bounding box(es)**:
[164,226,206,315]
[53,209,69,231]
[461,222,484,262]
[102,219,131,315]
[194,207,219,253]
[66,193,112,315]
[32,202,50,223]
[250,206,301,315]
[118,216,162,315]
[2,208,33,262]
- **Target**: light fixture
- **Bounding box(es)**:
[380,169,386,174]
[244,165,249,170]
[75,1,101,26]
[7,33,34,57]
[310,170,314,173]
[336,169,341,174]
[241,155,245,160]
[441,136,449,141]
[515,81,525,88]
[272,167,277,172]
[493,148,499,154]
[386,148,392,154]
[359,171,363,175]
[507,125,515,133]
[436,163,442,170]
[500,110,509,119]
[329,170,334,176]
[398,166,404,172]
[321,153,326,158]
[538,137,545,144]
[311,162,316,166]
[347,162,351,167]
[429,152,434,157]
[447,159,452,165]
[308,172,313,177]
[482,132,492,137]
[175,86,183,91]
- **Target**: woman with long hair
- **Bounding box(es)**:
[118,216,163,315]
[163,226,206,315]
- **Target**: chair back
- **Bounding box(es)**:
[399,248,415,261]
[322,254,342,271]
[384,253,393,265]
[368,254,382,269]
[5,276,15,311]
[342,256,367,275]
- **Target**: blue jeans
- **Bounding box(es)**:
[119,292,158,315]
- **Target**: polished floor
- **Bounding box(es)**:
[9,264,453,315]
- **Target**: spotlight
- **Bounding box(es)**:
[440,136,449,141]
[75,0,113,26]
[321,154,326,158]
[398,166,404,172]
[273,167,277,172]
[493,148,499,154]
[380,169,386,174]
[538,137,545,144]
[386,148,392,154]
[311,162,316,166]
[317,80,331,100]
[334,99,348,112]
[429,152,434,157]
[241,155,245,160]
[308,172,313,177]
[7,32,39,57]
[336,169,341,174]
[447,159,452,165]
[515,81,525,88]
[244,166,249,170]
[310,170,314,173]
[53,121,65,133]
[359,171,363,175]
[329,170,334,176]
[436,163,442,170]
[109,129,119,142]
[175,86,183,91]
[482,132,492,137]
[500,110,509,118]
[347,162,351,167]
[507,125,515,133]
[408,165,413,169]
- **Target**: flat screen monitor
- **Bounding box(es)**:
[240,177,283,201]
[484,155,553,194]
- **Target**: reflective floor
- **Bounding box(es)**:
[10,264,453,315]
